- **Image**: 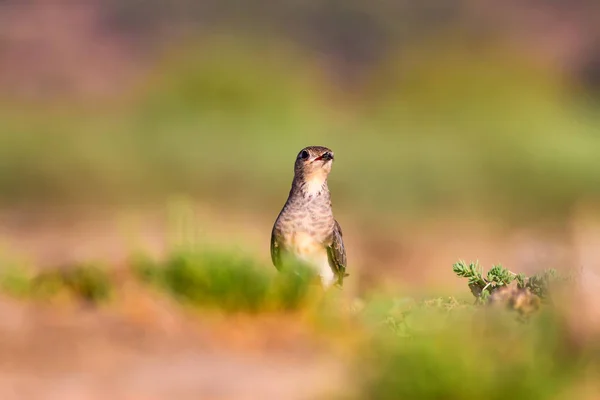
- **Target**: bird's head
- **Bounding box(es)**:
[293,146,335,190]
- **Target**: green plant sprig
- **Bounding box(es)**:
[453,260,517,302]
[453,260,569,304]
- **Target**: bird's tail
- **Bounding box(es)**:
[335,270,350,288]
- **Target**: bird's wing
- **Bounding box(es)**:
[327,219,348,287]
[270,228,283,271]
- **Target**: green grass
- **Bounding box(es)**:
[0,248,319,312]
[0,262,113,303]
[347,307,582,400]
[132,250,319,312]
[0,264,33,299]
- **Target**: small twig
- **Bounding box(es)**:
[481,281,492,294]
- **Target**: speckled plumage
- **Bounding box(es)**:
[270,146,348,288]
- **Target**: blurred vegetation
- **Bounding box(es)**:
[0,262,112,303]
[453,260,570,304]
[132,250,318,312]
[0,246,318,312]
[0,247,595,398]
[1,35,599,225]
[341,259,589,400]
[347,306,584,400]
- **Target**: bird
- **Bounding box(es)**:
[270,146,348,288]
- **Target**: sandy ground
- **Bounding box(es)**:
[0,293,345,400]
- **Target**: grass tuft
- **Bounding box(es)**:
[0,263,113,304]
[132,250,318,312]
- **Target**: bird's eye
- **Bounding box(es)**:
[300,150,310,159]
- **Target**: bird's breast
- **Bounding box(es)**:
[275,192,335,250]
[286,231,323,257]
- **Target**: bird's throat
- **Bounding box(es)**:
[296,172,327,197]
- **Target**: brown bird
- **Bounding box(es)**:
[270,146,348,288]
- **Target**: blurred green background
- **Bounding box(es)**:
[1,1,599,284]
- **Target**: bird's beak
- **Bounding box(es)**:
[316,152,334,162]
